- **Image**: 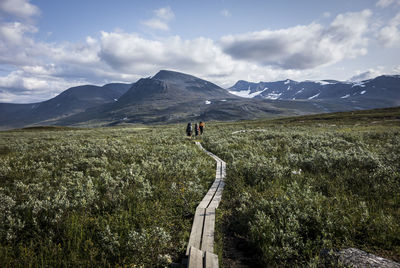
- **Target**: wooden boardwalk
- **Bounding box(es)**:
[186,142,226,268]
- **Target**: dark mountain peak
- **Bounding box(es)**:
[118,70,236,106]
[134,77,168,94]
[152,70,199,82]
[59,85,100,98]
[149,70,232,98]
[116,78,169,104]
[231,80,255,88]
[101,82,131,94]
[280,79,298,84]
[373,75,400,81]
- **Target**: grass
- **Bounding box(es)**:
[202,106,400,267]
[0,106,399,267]
[0,125,215,267]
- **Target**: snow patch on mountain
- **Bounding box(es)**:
[264,92,282,100]
[360,90,366,95]
[308,93,320,100]
[352,82,366,88]
[205,100,211,104]
[316,80,335,85]
[229,88,267,98]
[341,94,350,99]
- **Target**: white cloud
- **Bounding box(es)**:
[0,0,39,19]
[142,7,174,31]
[0,70,83,103]
[0,24,310,101]
[378,26,400,46]
[21,64,56,75]
[98,31,235,78]
[86,36,97,45]
[349,69,384,81]
[221,10,372,70]
[0,22,37,45]
[0,22,38,66]
[348,65,400,81]
[142,19,170,31]
[377,12,400,47]
[376,0,400,7]
[221,9,231,18]
[323,12,331,18]
[155,7,174,20]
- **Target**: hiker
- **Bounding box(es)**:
[199,121,205,135]
[186,122,193,138]
[194,123,199,136]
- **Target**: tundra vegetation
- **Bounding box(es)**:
[203,107,400,267]
[0,126,215,267]
[0,107,399,267]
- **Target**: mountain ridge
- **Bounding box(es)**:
[228,75,400,110]
[0,83,131,129]
[1,70,399,130]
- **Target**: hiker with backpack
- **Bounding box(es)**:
[199,121,205,135]
[194,123,199,136]
[186,122,193,138]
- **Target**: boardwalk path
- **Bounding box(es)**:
[185,141,226,268]
[185,142,400,268]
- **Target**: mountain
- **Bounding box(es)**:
[2,71,399,130]
[55,70,331,126]
[118,70,232,105]
[228,75,400,110]
[0,83,131,129]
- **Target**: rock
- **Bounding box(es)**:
[338,248,400,268]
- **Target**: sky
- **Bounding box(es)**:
[0,0,400,103]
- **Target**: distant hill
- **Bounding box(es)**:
[56,70,303,126]
[229,75,400,110]
[1,71,399,130]
[0,83,131,129]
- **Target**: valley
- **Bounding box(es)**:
[0,107,399,267]
[1,70,399,130]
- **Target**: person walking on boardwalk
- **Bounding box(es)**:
[194,123,199,136]
[199,121,205,135]
[186,122,193,138]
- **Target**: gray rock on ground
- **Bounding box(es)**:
[338,248,400,268]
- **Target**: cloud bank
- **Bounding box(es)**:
[0,0,39,19]
[221,10,371,69]
[0,4,398,103]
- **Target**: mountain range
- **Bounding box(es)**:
[229,75,400,110]
[0,70,399,130]
[0,83,131,129]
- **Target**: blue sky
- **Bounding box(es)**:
[0,0,399,103]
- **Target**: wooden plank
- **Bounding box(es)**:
[186,207,206,256]
[198,180,221,208]
[212,156,223,163]
[215,161,221,179]
[221,162,226,178]
[208,182,225,209]
[201,208,216,252]
[188,141,226,267]
[204,251,219,268]
[188,246,203,268]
